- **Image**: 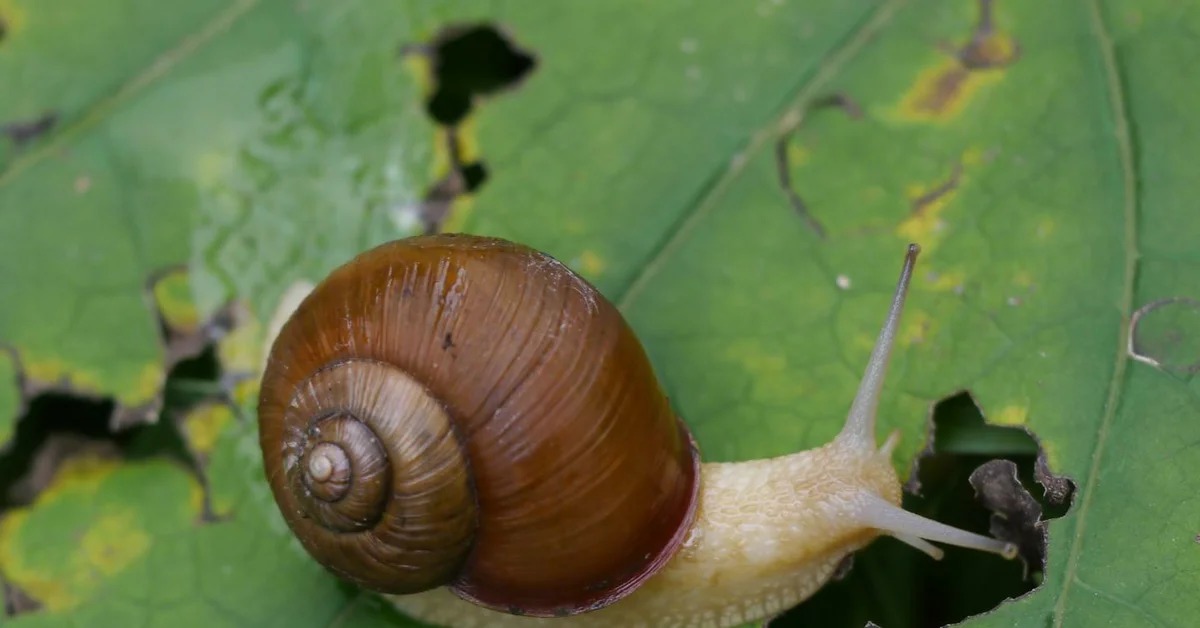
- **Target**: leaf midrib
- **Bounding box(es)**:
[1052,0,1141,624]
[0,0,261,188]
[614,0,907,311]
[615,0,1147,622]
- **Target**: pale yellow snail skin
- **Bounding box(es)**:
[263,243,1015,628]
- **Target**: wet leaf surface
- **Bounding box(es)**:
[1,0,1197,627]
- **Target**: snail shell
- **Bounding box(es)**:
[257,234,702,616]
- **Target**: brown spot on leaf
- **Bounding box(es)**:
[774,93,863,239]
[3,580,42,617]
[897,0,1019,121]
[1,112,58,147]
[956,0,1019,70]
[911,161,963,218]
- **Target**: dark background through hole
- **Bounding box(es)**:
[772,392,1067,628]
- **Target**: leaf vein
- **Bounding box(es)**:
[614,0,908,310]
[1053,0,1142,624]
[0,0,261,189]
[1072,577,1169,627]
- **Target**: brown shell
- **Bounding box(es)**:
[257,233,701,616]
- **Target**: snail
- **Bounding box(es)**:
[257,233,1017,627]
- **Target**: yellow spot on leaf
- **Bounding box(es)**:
[960,146,990,167]
[181,403,234,456]
[22,356,104,396]
[217,308,263,374]
[437,117,481,234]
[899,310,933,346]
[130,362,164,407]
[440,194,476,234]
[0,456,121,610]
[43,456,121,497]
[406,39,481,234]
[786,143,809,167]
[894,34,1017,123]
[449,116,481,168]
[993,405,1028,426]
[725,341,788,376]
[80,512,150,577]
[401,47,434,94]
[152,269,200,333]
[1040,438,1061,470]
[0,457,202,612]
[194,151,232,187]
[189,483,207,518]
[896,178,958,246]
[577,250,606,277]
[0,0,28,36]
[969,33,1019,66]
[24,357,160,409]
[1013,270,1034,288]
[723,341,811,403]
[852,332,875,354]
[230,377,259,407]
[0,509,73,608]
[895,147,991,251]
[1036,216,1056,240]
[925,269,967,292]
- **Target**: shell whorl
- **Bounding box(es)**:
[278,359,476,592]
[257,233,701,616]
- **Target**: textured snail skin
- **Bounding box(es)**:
[260,237,1017,627]
[258,234,701,615]
[385,437,904,627]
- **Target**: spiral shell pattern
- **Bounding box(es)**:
[273,359,477,592]
[257,234,700,616]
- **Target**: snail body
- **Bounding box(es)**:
[257,234,1016,627]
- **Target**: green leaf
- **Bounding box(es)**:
[0,456,201,615]
[2,0,1198,627]
[0,0,440,438]
[0,350,17,447]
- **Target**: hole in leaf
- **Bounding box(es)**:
[771,391,1074,627]
[3,580,41,618]
[399,23,534,233]
[0,392,122,510]
[423,24,536,126]
[0,313,234,518]
[461,161,488,193]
